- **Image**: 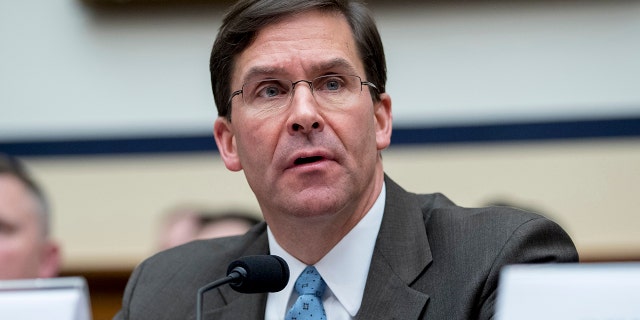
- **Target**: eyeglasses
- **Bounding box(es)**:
[229,74,377,110]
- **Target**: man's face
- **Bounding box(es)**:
[0,174,55,279]
[214,10,392,224]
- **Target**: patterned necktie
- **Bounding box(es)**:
[286,266,327,320]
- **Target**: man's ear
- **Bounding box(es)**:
[38,240,60,278]
[214,117,243,171]
[374,93,392,151]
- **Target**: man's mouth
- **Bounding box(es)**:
[294,156,324,165]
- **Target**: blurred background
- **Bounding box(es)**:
[1,0,639,318]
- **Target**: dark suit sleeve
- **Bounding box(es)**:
[113,260,146,320]
[477,216,579,320]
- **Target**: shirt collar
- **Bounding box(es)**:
[267,182,386,317]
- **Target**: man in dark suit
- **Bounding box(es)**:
[115,0,578,319]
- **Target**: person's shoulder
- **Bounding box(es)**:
[152,235,240,263]
[420,195,574,252]
[426,197,546,227]
[385,176,563,237]
[116,223,268,319]
[421,193,555,234]
[139,221,268,278]
[416,194,577,261]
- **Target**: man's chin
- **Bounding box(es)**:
[284,192,346,217]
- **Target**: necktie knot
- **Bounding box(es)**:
[295,266,326,297]
[286,266,327,320]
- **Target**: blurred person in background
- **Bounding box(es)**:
[0,154,60,280]
[157,206,260,251]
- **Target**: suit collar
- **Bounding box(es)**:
[356,175,433,319]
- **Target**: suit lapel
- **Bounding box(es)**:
[356,176,433,319]
[200,291,266,320]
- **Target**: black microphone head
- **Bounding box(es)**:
[227,255,290,294]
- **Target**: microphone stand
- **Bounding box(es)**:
[194,255,288,320]
[196,269,245,320]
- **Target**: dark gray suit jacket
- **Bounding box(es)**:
[114,176,578,320]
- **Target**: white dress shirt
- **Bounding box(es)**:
[265,183,386,320]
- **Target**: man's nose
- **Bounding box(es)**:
[286,82,324,135]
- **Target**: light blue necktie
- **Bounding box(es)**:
[286,266,327,320]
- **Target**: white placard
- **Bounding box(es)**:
[0,277,92,320]
[496,263,640,320]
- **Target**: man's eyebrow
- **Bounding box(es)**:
[240,58,360,83]
[311,58,359,76]
[241,66,282,84]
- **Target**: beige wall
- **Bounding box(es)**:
[23,137,640,270]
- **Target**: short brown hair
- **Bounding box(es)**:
[0,154,50,236]
[209,0,387,120]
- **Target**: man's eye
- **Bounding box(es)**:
[325,80,341,91]
[262,86,281,97]
[317,76,345,92]
[253,81,287,99]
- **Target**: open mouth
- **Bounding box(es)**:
[293,156,324,165]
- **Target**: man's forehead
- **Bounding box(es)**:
[230,9,362,84]
[0,176,43,222]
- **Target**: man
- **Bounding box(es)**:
[156,207,260,251]
[0,154,60,280]
[115,0,578,319]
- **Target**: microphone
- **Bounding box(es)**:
[196,255,289,320]
[226,254,290,293]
